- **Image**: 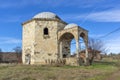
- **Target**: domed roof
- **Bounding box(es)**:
[64,23,78,29]
[33,12,61,20]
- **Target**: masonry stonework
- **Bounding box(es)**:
[22,12,88,66]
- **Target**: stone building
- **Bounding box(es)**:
[22,12,88,66]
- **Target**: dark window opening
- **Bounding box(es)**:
[44,28,48,35]
[63,54,67,58]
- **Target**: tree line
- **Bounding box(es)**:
[0,46,22,63]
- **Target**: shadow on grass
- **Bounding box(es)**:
[94,61,116,65]
[93,61,120,69]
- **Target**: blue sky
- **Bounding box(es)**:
[0,0,120,53]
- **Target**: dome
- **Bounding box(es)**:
[33,12,61,20]
[64,23,78,29]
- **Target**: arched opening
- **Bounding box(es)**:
[80,32,86,51]
[79,38,86,51]
[80,32,85,37]
[44,28,48,35]
[70,37,85,57]
[59,32,75,58]
[70,39,76,56]
[79,32,87,64]
[58,32,88,60]
[25,54,31,64]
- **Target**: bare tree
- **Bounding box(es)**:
[13,46,22,53]
[0,48,2,62]
[13,46,22,63]
[88,38,107,65]
[0,48,2,52]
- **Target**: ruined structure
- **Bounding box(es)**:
[22,12,88,66]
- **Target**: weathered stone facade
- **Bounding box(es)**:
[22,12,88,66]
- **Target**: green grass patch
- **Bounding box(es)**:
[0,61,119,80]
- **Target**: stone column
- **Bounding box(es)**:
[85,36,88,59]
[85,46,88,58]
[60,41,63,59]
[84,38,89,65]
[76,38,80,58]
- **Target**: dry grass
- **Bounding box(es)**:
[0,61,119,80]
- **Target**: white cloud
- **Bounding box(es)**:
[60,0,104,7]
[89,34,105,39]
[89,10,120,22]
[106,43,120,53]
[88,32,120,53]
[104,32,120,53]
[0,0,63,8]
[0,0,119,12]
[0,37,21,44]
[0,0,39,8]
[0,0,106,8]
[0,14,33,23]
[0,16,21,23]
[61,9,120,23]
[79,9,120,22]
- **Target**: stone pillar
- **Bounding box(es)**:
[84,38,89,65]
[85,46,88,58]
[85,45,88,64]
[60,41,63,59]
[85,36,88,59]
[76,38,80,58]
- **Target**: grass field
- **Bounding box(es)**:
[0,61,120,80]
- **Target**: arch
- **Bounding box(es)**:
[58,32,75,58]
[79,32,88,46]
[79,32,88,63]
[59,32,75,41]
[44,28,49,35]
[25,54,31,64]
[80,32,86,38]
[25,49,31,64]
[79,32,88,45]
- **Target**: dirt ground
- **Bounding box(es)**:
[0,61,119,80]
[105,69,120,80]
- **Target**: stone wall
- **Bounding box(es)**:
[22,20,35,64]
[22,16,88,66]
[62,41,71,58]
[34,20,58,61]
[22,19,67,65]
[66,57,78,66]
